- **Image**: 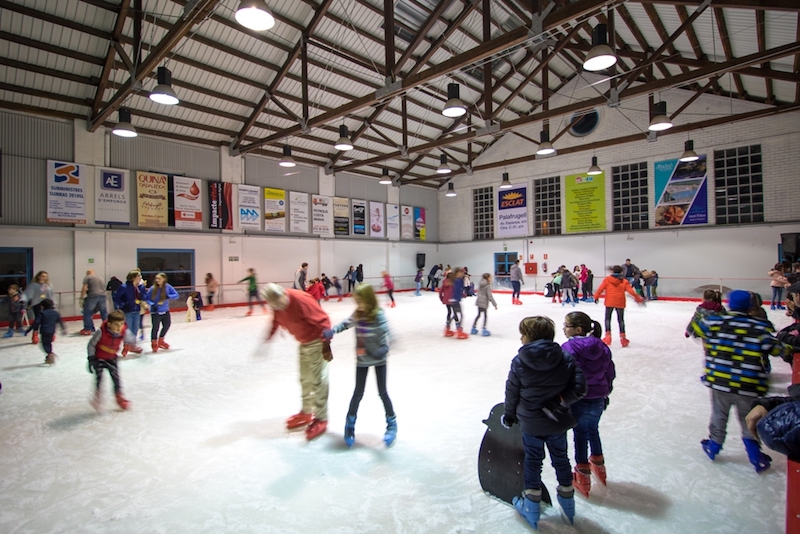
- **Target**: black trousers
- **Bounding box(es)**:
[347,365,394,418]
[604,307,625,333]
[387,289,394,303]
[94,358,122,394]
[31,303,43,332]
[151,312,171,340]
[348,279,356,293]
[446,303,462,327]
[473,307,488,328]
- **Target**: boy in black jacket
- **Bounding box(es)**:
[503,316,587,529]
[24,299,66,364]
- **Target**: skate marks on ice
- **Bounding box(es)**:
[46,411,102,431]
[576,480,670,519]
[2,363,51,371]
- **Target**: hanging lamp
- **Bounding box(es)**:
[442,83,467,118]
[279,145,296,167]
[445,182,457,197]
[112,108,137,138]
[149,67,179,105]
[679,140,699,162]
[436,154,452,174]
[648,101,673,131]
[499,172,512,189]
[587,156,602,175]
[536,130,555,156]
[379,168,393,185]
[235,0,275,31]
[583,24,617,72]
[334,125,353,151]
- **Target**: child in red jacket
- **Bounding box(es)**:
[87,310,136,412]
[307,278,326,303]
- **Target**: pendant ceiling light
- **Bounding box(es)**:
[679,140,699,162]
[583,24,617,72]
[648,101,673,131]
[536,130,556,156]
[279,145,296,167]
[334,125,353,151]
[149,67,179,105]
[379,168,393,185]
[235,0,275,31]
[445,182,457,197]
[442,83,467,118]
[112,108,137,138]
[436,154,452,174]
[499,172,512,189]
[587,156,602,175]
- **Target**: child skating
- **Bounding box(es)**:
[593,265,643,346]
[440,268,468,339]
[561,311,615,498]
[685,289,725,338]
[382,271,395,307]
[145,272,179,352]
[87,310,135,411]
[24,299,66,365]
[239,268,266,316]
[471,273,497,336]
[323,283,396,448]
[3,284,25,337]
[502,316,587,528]
[21,270,54,345]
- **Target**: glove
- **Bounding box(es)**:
[604,397,610,411]
[542,397,568,422]
[321,341,333,362]
[684,331,691,338]
[87,356,97,374]
[322,329,334,340]
[501,414,516,429]
[79,298,85,308]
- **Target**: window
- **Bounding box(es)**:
[473,186,494,240]
[533,177,561,235]
[0,247,32,296]
[137,249,195,306]
[494,252,518,288]
[612,162,649,231]
[569,109,600,137]
[714,145,763,225]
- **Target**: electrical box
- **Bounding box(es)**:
[524,262,537,275]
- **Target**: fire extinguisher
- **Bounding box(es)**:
[542,261,548,273]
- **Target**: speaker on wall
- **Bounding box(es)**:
[781,233,799,260]
[416,253,426,269]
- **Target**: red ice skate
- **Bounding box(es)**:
[151,340,159,352]
[456,327,469,339]
[444,327,455,337]
[31,331,39,344]
[602,332,611,346]
[286,412,314,430]
[305,419,327,440]
[157,338,170,349]
[590,455,607,485]
[115,393,130,410]
[619,333,629,347]
[126,344,143,354]
[573,464,591,498]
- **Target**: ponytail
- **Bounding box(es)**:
[589,320,603,339]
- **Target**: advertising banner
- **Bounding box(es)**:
[352,199,366,235]
[386,204,400,240]
[95,167,129,225]
[173,176,203,229]
[654,155,708,226]
[237,184,261,230]
[333,196,350,236]
[496,184,528,237]
[564,172,606,233]
[208,182,233,230]
[413,207,426,241]
[401,205,413,239]
[47,160,87,224]
[289,191,309,234]
[369,201,384,238]
[312,195,333,236]
[136,171,168,228]
[264,188,286,232]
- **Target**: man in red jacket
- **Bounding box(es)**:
[263,283,332,440]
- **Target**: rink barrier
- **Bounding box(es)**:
[790,353,800,534]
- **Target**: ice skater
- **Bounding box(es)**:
[24,299,66,365]
[205,273,219,311]
[414,268,424,296]
[382,271,395,308]
[187,291,203,321]
[561,311,615,498]
[440,268,468,339]
[21,270,54,345]
[510,259,523,305]
[689,290,791,472]
[239,268,266,316]
[3,284,25,338]
[331,276,343,301]
[684,289,725,338]
[113,270,146,355]
[323,283,396,448]
[263,283,332,441]
[502,316,586,529]
[593,265,643,347]
[471,273,497,336]
[768,263,789,310]
[87,310,134,412]
[145,272,179,352]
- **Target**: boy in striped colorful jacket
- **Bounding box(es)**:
[690,289,791,472]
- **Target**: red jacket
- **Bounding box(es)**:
[383,274,394,291]
[594,275,642,309]
[270,289,331,344]
[307,281,325,301]
[88,321,127,360]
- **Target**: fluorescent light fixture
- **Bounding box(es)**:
[235,0,275,31]
[436,154,451,174]
[587,156,602,175]
[445,182,457,197]
[334,125,353,151]
[379,168,392,185]
[679,140,699,162]
[536,130,555,156]
[279,145,296,167]
[149,67,179,105]
[499,172,512,189]
[112,108,137,138]
[648,101,673,131]
[442,83,467,118]
[583,24,617,72]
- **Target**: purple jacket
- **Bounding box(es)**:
[562,335,615,400]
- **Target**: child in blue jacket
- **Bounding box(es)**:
[25,299,66,364]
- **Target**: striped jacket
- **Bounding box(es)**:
[690,311,791,397]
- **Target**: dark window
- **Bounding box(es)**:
[137,249,195,307]
[473,186,495,240]
[569,109,600,137]
[714,145,763,225]
[534,177,561,235]
[612,162,649,231]
[0,247,32,321]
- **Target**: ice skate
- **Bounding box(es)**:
[470,326,479,335]
[79,329,93,336]
[126,344,143,354]
[573,464,591,498]
[45,353,55,365]
[513,489,541,529]
[305,418,327,440]
[589,455,607,485]
[481,328,491,337]
[286,412,313,430]
[456,327,469,339]
[743,438,772,473]
[516,299,523,305]
[619,333,630,347]
[701,438,722,460]
[151,340,159,353]
[602,332,611,346]
[3,330,13,338]
[31,331,39,344]
[337,297,343,302]
[344,415,356,448]
[115,393,130,410]
[245,310,253,317]
[556,485,575,525]
[444,327,455,337]
[157,338,170,349]
[384,415,397,447]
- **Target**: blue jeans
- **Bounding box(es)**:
[511,281,521,299]
[522,432,572,490]
[83,295,108,330]
[415,281,421,295]
[124,311,140,341]
[571,398,605,464]
[771,286,783,306]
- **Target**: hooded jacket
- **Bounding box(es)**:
[475,278,497,309]
[594,274,641,309]
[562,335,615,400]
[330,308,390,367]
[750,384,800,460]
[504,339,587,436]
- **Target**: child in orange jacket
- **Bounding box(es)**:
[593,265,644,347]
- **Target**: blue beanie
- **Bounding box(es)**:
[728,290,752,312]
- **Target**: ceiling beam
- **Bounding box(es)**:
[713,7,745,98]
[632,0,800,10]
[91,0,132,115]
[394,0,451,74]
[755,10,775,104]
[616,4,668,79]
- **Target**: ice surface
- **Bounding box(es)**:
[0,293,792,533]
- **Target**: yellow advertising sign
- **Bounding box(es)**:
[136,171,168,227]
[564,172,605,233]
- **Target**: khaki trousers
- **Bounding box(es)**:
[299,339,329,421]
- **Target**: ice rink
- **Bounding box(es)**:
[0,291,793,533]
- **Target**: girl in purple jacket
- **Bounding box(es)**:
[562,311,615,498]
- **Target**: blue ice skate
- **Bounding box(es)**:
[344,415,356,448]
[481,328,491,337]
[3,330,13,338]
[701,439,722,460]
[556,485,575,525]
[470,327,479,335]
[384,415,397,447]
[513,490,541,529]
[743,438,772,473]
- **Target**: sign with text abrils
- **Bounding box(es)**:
[654,155,708,227]
[173,176,202,229]
[497,184,528,237]
[238,184,261,230]
[264,188,286,232]
[47,160,87,224]
[333,196,350,236]
[95,167,129,225]
[565,172,606,233]
[136,171,168,228]
[312,195,333,236]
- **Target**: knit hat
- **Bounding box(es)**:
[727,290,752,312]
